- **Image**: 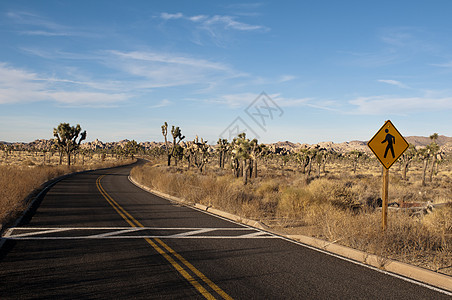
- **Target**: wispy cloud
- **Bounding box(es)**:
[349,95,452,115]
[159,12,267,32]
[15,47,258,98]
[149,99,172,108]
[20,30,70,37]
[109,50,230,70]
[49,91,128,107]
[342,27,437,67]
[205,92,313,109]
[7,10,97,37]
[160,12,183,20]
[106,50,245,89]
[200,15,265,31]
[377,79,410,89]
[430,61,452,68]
[0,62,128,106]
[188,15,208,22]
[278,75,296,83]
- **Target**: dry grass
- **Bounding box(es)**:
[132,156,452,275]
[0,153,135,228]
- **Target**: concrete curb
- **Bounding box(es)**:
[128,176,268,230]
[128,175,452,293]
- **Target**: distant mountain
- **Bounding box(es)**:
[1,135,451,154]
[405,135,452,147]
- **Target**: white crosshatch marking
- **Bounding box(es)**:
[2,227,278,240]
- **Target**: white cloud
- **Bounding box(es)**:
[107,50,244,89]
[189,15,208,22]
[0,62,129,106]
[109,50,229,71]
[216,93,259,108]
[7,10,98,38]
[206,92,313,109]
[49,91,128,107]
[377,79,409,89]
[159,12,267,32]
[150,99,171,108]
[349,95,452,115]
[202,15,265,31]
[431,61,452,68]
[271,94,313,108]
[278,75,296,83]
[21,30,70,36]
[160,12,183,20]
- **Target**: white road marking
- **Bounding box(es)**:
[3,228,72,238]
[2,227,277,240]
[86,227,145,238]
[237,231,269,238]
[168,228,216,237]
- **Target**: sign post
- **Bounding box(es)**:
[368,120,409,231]
[382,168,389,230]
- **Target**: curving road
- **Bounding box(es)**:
[1,161,450,299]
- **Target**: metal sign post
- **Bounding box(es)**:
[368,120,408,231]
[382,168,389,230]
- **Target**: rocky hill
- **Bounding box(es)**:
[1,136,451,154]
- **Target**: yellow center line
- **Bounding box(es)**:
[96,175,232,300]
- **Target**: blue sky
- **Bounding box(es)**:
[1,1,452,144]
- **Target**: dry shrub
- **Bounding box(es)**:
[277,187,314,218]
[0,165,69,225]
[256,179,281,214]
[308,178,361,210]
[423,205,452,234]
[277,178,362,220]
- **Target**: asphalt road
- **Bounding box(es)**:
[1,161,450,299]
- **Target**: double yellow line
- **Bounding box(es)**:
[96,175,232,300]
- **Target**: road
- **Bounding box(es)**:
[1,161,450,299]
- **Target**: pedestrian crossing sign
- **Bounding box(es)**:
[367,120,409,169]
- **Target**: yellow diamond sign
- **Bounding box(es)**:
[368,120,409,169]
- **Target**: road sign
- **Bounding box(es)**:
[367,120,409,169]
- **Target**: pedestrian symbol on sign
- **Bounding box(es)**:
[382,129,395,159]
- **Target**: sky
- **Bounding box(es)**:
[1,1,452,144]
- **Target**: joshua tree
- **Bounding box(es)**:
[321,149,335,175]
[216,138,229,169]
[306,148,318,177]
[53,123,87,166]
[161,122,170,165]
[173,144,184,166]
[230,133,261,184]
[315,150,324,177]
[170,126,185,166]
[0,144,7,161]
[348,150,363,174]
[250,139,266,178]
[161,122,185,166]
[125,140,140,159]
[188,136,209,172]
[417,146,430,186]
[400,144,416,180]
[42,148,48,165]
[80,148,89,165]
[428,133,440,182]
[296,148,310,174]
